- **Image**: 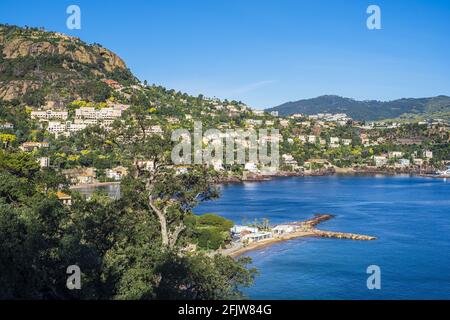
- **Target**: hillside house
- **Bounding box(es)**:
[56,191,72,206]
[20,141,49,152]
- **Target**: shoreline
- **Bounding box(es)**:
[70,181,121,189]
[70,171,448,190]
[218,169,448,184]
[227,230,316,258]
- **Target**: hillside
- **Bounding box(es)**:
[266,95,450,121]
[2,25,449,123]
[0,24,137,107]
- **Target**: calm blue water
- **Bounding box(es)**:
[195,175,450,299]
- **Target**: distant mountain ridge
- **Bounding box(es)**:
[2,24,449,122]
[266,95,450,121]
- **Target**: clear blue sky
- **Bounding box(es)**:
[1,0,449,108]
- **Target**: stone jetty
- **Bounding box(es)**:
[294,214,376,241]
[312,230,376,241]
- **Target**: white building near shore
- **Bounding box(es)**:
[272,225,296,235]
[31,110,68,121]
[241,231,273,243]
[231,225,259,235]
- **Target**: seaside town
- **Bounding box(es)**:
[2,84,448,221]
[4,90,449,188]
[1,23,449,300]
[4,75,448,256]
[2,76,449,204]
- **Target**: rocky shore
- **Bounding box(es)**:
[218,169,335,184]
[217,166,446,184]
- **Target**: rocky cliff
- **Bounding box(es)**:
[0,25,136,105]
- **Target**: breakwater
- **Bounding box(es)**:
[294,214,377,241]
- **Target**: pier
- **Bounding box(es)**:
[312,230,376,241]
[294,214,377,241]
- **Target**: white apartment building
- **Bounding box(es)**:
[74,118,98,126]
[47,121,88,134]
[31,110,68,120]
[67,122,88,132]
[75,107,121,120]
[48,121,67,133]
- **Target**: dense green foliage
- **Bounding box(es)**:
[187,214,234,250]
[0,148,256,300]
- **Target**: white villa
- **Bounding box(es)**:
[330,137,340,148]
[389,151,404,159]
[307,135,317,143]
[241,231,273,243]
[270,111,279,117]
[106,166,128,181]
[342,139,352,146]
[272,225,296,235]
[396,159,411,168]
[424,150,433,159]
[244,162,258,173]
[374,156,388,167]
[75,107,122,120]
[38,157,50,168]
[231,225,259,235]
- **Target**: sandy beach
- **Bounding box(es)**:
[227,230,316,258]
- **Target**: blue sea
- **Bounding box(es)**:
[194,175,450,299]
